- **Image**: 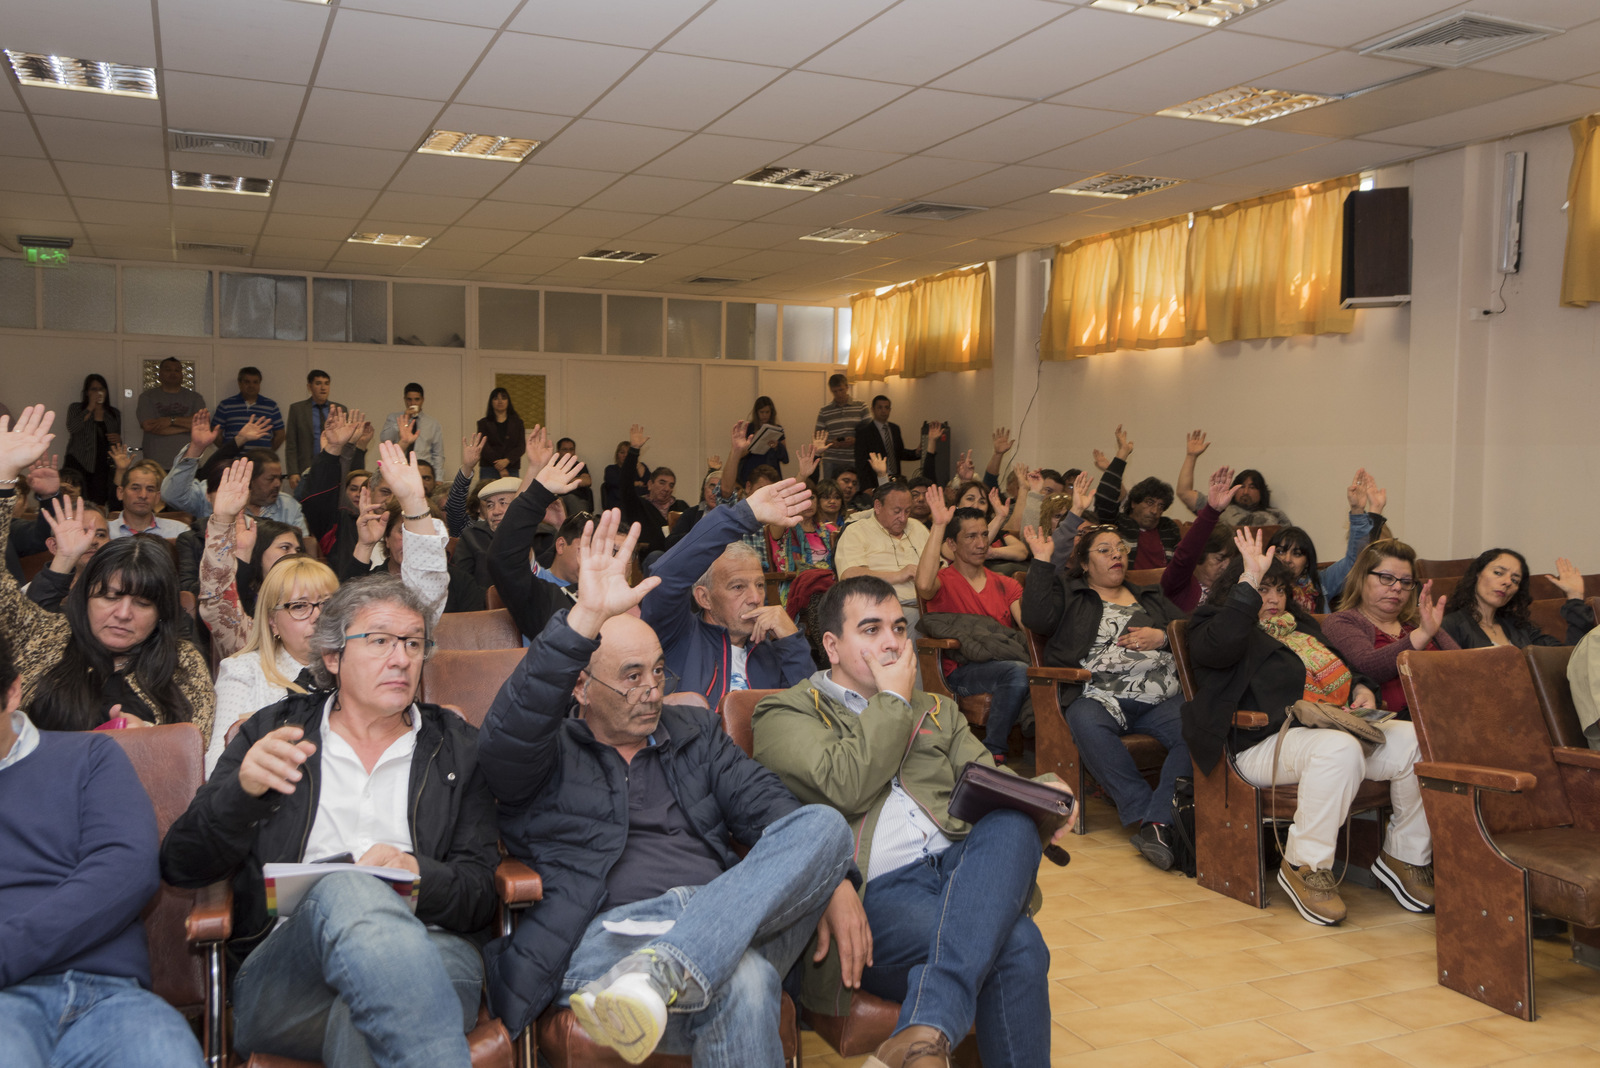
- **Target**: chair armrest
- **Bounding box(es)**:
[916,638,959,651]
[1232,710,1269,729]
[1551,746,1600,771]
[496,857,544,905]
[186,880,233,945]
[1026,666,1090,683]
[1416,761,1535,794]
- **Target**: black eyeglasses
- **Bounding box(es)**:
[274,599,327,621]
[1368,570,1418,592]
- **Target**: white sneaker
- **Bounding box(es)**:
[568,950,677,1064]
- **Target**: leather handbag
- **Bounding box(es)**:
[1285,699,1392,748]
[948,762,1074,866]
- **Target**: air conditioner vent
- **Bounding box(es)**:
[685,276,749,284]
[177,241,248,255]
[169,130,275,158]
[579,249,658,263]
[1361,13,1559,68]
[882,202,986,221]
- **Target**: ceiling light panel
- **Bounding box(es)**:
[1159,86,1335,126]
[734,167,856,192]
[349,232,431,247]
[417,129,541,163]
[578,249,658,262]
[1052,173,1186,199]
[171,171,274,196]
[1089,0,1274,27]
[801,227,896,244]
[6,50,158,98]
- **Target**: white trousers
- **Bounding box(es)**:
[1232,721,1431,872]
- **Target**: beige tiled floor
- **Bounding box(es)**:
[799,796,1600,1068]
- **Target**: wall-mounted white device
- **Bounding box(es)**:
[1499,150,1526,274]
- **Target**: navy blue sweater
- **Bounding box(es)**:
[0,730,160,989]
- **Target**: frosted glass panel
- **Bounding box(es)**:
[221,273,307,341]
[754,303,778,362]
[479,288,539,351]
[313,278,387,344]
[725,302,773,361]
[667,299,720,359]
[392,283,465,347]
[42,262,115,332]
[782,305,834,363]
[836,307,851,365]
[123,267,212,336]
[606,295,662,356]
[0,258,33,329]
[545,290,601,354]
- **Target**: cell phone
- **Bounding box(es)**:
[93,717,130,731]
[312,852,354,865]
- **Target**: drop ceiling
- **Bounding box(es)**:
[3,0,1599,303]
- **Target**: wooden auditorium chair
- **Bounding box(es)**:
[912,596,993,733]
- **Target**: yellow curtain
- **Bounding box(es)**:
[849,264,992,382]
[1561,113,1600,308]
[1187,175,1357,344]
[1040,217,1188,359]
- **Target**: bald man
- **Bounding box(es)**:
[477,510,860,1065]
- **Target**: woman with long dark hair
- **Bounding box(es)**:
[737,395,789,485]
[65,373,122,506]
[0,404,212,741]
[1268,469,1389,614]
[476,387,525,480]
[1440,548,1594,648]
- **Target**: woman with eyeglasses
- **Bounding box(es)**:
[206,556,340,776]
[1322,539,1458,715]
[1020,521,1191,872]
[1439,549,1594,649]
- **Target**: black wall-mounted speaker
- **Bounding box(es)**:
[1341,187,1411,308]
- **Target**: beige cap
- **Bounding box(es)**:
[478,477,521,499]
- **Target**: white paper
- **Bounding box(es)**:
[263,862,420,917]
[601,919,676,936]
[747,423,783,455]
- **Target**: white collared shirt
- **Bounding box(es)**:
[303,696,420,863]
[809,670,953,881]
[0,709,40,771]
[110,513,188,539]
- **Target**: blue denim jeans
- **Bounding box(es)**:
[232,872,482,1068]
[559,805,853,1068]
[946,660,1031,758]
[860,809,1050,1068]
[0,970,205,1068]
[1063,692,1188,825]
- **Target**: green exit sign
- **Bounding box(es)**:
[26,247,69,268]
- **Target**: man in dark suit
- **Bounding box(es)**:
[853,394,924,492]
[284,369,343,492]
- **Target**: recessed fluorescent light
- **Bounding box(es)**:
[171,171,273,196]
[5,49,158,99]
[417,129,540,163]
[801,227,896,245]
[1052,173,1186,199]
[578,249,658,263]
[1159,86,1335,126]
[1090,0,1274,27]
[349,232,431,248]
[734,167,856,192]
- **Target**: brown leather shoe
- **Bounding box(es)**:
[865,1025,952,1068]
[1374,850,1435,912]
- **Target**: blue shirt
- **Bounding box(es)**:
[213,393,285,439]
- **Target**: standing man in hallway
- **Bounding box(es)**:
[212,367,286,452]
[814,374,867,482]
[284,369,343,490]
[136,357,205,471]
[380,383,445,477]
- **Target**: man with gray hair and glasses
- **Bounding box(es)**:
[161,575,499,1068]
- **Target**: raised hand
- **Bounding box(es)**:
[0,404,56,481]
[1185,429,1209,457]
[460,433,485,476]
[991,426,1013,455]
[235,414,272,446]
[536,452,585,496]
[1362,471,1387,515]
[1415,582,1447,643]
[812,429,830,454]
[354,485,386,548]
[1207,466,1239,512]
[1092,449,1111,472]
[956,448,976,482]
[397,412,419,452]
[1025,467,1044,495]
[988,486,1008,518]
[42,495,94,563]
[747,477,812,529]
[1114,424,1134,459]
[27,454,61,498]
[1550,557,1585,601]
[797,439,820,480]
[1070,470,1095,516]
[211,457,254,524]
[924,484,955,528]
[628,423,649,451]
[1021,524,1054,561]
[109,442,131,473]
[355,418,374,451]
[1234,526,1276,587]
[376,440,427,513]
[926,421,945,451]
[1346,468,1368,512]
[568,509,661,638]
[867,452,888,478]
[706,453,722,471]
[189,408,221,453]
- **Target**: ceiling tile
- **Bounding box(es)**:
[431,104,569,142]
[170,203,268,231]
[665,0,894,66]
[0,157,63,196]
[167,151,284,182]
[5,0,158,65]
[583,175,724,214]
[539,208,660,239]
[1129,129,1334,180]
[820,90,1025,156]
[1053,31,1329,115]
[993,213,1114,246]
[1452,0,1600,30]
[364,191,478,225]
[671,184,800,222]
[454,200,569,230]
[636,133,805,182]
[1472,18,1600,82]
[162,73,308,142]
[618,215,739,244]
[0,79,21,112]
[919,164,1081,207]
[54,162,171,203]
[1259,52,1428,96]
[295,88,443,152]
[828,156,996,200]
[1373,83,1600,147]
[1265,68,1550,141]
[753,194,899,228]
[269,182,380,217]
[923,104,1129,165]
[423,227,530,254]
[262,213,364,240]
[385,154,518,199]
[73,198,171,226]
[159,0,333,83]
[315,11,495,100]
[707,72,908,143]
[585,53,782,131]
[0,114,45,159]
[280,143,407,188]
[1023,116,1226,172]
[770,146,908,177]
[33,116,167,168]
[506,0,708,49]
[1232,0,1463,49]
[481,252,578,274]
[396,249,497,271]
[253,236,344,259]
[457,33,645,115]
[487,165,625,207]
[803,0,1066,86]
[1207,138,1419,187]
[341,0,523,29]
[530,120,691,171]
[249,254,328,271]
[701,222,808,249]
[13,86,163,126]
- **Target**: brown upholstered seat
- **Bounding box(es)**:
[1399,644,1600,1019]
[1413,557,1475,581]
[244,1008,514,1068]
[484,584,504,611]
[1525,644,1587,749]
[914,637,993,728]
[419,647,526,717]
[433,608,522,650]
[1124,567,1164,587]
[1526,598,1573,644]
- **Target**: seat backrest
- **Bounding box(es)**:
[1524,644,1587,749]
[421,647,528,726]
[1167,620,1197,701]
[1025,627,1048,667]
[485,585,504,611]
[19,549,50,583]
[1415,557,1474,581]
[717,688,781,757]
[1125,567,1164,588]
[107,724,208,1010]
[1398,646,1572,834]
[433,608,521,651]
[1526,574,1563,601]
[1526,599,1570,644]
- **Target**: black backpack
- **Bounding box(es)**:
[1170,775,1197,878]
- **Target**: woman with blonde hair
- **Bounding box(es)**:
[206,555,339,775]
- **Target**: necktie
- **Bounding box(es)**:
[312,404,327,445]
[880,423,897,476]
